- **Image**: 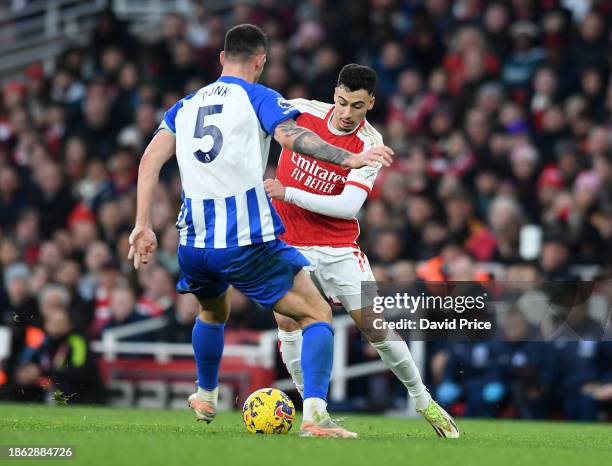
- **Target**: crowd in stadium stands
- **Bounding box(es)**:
[0,1,611,419]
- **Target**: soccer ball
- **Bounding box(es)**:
[242,388,295,434]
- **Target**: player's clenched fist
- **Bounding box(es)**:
[264,178,286,201]
[127,225,158,269]
[342,145,394,169]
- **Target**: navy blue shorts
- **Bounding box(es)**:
[176,239,309,309]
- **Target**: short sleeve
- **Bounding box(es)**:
[347,122,384,193]
[249,85,300,135]
[158,92,195,135]
[345,164,381,194]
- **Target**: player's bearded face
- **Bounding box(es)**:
[332,86,375,132]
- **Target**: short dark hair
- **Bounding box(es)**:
[224,24,268,60]
[337,64,377,95]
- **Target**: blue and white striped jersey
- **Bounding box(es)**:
[159,76,300,248]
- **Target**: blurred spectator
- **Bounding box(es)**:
[32,163,76,238]
[102,286,154,342]
[550,339,604,421]
[502,21,544,99]
[444,26,500,97]
[2,306,103,404]
[137,265,175,317]
[157,225,180,276]
[53,260,94,333]
[373,41,409,99]
[539,234,573,280]
[436,341,509,417]
[483,2,512,60]
[498,308,555,419]
[91,8,139,65]
[161,293,199,343]
[487,196,524,261]
[387,69,438,135]
[66,82,121,158]
[571,10,608,72]
[1,263,39,327]
[0,165,28,229]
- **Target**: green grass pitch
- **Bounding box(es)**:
[1,403,610,466]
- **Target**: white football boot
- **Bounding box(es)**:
[188,387,218,423]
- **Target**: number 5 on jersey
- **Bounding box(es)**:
[193,104,224,163]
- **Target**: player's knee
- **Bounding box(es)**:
[349,308,385,342]
[197,290,231,324]
[199,309,228,324]
[358,323,387,343]
[307,296,332,324]
[275,312,301,332]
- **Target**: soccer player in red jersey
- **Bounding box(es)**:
[265,64,459,438]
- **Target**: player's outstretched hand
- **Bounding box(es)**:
[264,178,286,201]
[343,145,394,169]
[127,225,158,270]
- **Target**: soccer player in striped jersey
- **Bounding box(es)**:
[264,64,459,438]
[128,25,393,439]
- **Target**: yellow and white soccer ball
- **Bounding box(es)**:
[242,388,295,434]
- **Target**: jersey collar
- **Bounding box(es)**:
[216,75,249,85]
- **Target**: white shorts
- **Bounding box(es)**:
[297,245,378,311]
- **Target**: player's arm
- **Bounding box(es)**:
[128,129,175,269]
[265,179,367,220]
[254,88,392,167]
[274,119,392,169]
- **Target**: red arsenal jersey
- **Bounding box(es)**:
[273,99,383,247]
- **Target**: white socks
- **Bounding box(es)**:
[303,397,328,423]
[279,329,330,423]
[196,386,219,405]
[370,332,431,411]
[278,327,431,411]
[278,329,304,397]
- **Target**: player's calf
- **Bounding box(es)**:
[350,307,433,411]
[274,312,304,397]
[274,270,343,435]
[196,288,233,324]
[349,305,388,343]
[189,289,231,423]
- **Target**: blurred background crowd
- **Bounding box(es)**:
[0,0,611,420]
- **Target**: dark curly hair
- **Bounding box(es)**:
[337,64,377,95]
